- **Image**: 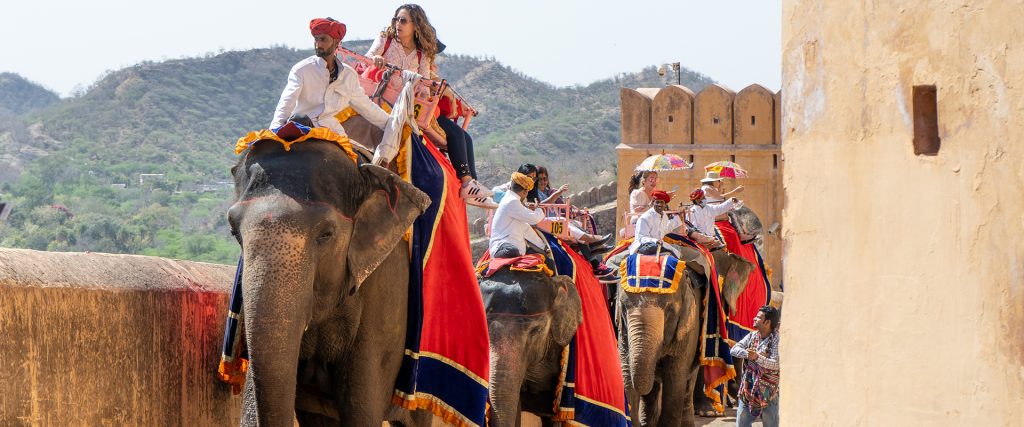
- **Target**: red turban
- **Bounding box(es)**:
[651,190,671,203]
[309,18,346,42]
[689,189,705,202]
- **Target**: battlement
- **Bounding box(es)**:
[617,83,783,278]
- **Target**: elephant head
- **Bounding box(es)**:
[479,270,581,427]
[616,269,702,398]
[228,140,430,426]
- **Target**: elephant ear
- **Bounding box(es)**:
[720,253,756,312]
[550,275,582,348]
[347,164,431,293]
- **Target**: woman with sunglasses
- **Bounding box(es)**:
[367,4,495,208]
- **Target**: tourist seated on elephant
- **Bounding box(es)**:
[271,18,391,147]
[686,188,743,247]
[682,189,727,250]
[621,170,675,238]
[628,190,683,257]
[489,172,547,258]
[491,164,613,280]
[367,3,496,208]
[494,164,608,245]
[536,166,569,210]
[701,170,744,202]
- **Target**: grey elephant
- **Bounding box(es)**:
[614,243,753,427]
[478,268,582,427]
[228,139,433,426]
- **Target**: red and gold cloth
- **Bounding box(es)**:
[392,134,490,427]
[715,220,771,342]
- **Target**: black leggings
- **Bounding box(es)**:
[437,116,477,180]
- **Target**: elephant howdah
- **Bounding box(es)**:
[220,129,490,427]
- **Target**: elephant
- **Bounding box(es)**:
[478,268,583,427]
[228,138,434,426]
[613,242,754,427]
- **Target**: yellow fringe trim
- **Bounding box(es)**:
[335,106,359,124]
[475,257,555,277]
[216,358,248,395]
[234,128,357,164]
[509,263,554,277]
[393,393,482,427]
[699,359,737,414]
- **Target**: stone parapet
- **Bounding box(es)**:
[0,248,241,426]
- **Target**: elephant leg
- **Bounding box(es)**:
[330,341,405,425]
[658,357,698,427]
[638,380,662,427]
[295,411,339,427]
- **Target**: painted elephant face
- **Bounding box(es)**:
[229,142,429,317]
[617,274,702,396]
[227,141,430,426]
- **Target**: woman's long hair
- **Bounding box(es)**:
[628,170,654,194]
[381,4,439,62]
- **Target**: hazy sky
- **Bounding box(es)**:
[1,0,780,97]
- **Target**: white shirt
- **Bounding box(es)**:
[687,198,743,236]
[629,188,652,223]
[628,207,683,254]
[701,184,724,202]
[489,194,546,257]
[367,34,433,78]
[270,56,390,137]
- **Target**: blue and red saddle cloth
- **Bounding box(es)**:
[613,234,738,414]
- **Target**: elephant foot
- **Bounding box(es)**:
[693,398,723,418]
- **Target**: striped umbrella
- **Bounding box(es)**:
[704,161,748,178]
[635,154,694,172]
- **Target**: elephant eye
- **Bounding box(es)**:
[316,230,335,244]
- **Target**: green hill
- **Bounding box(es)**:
[0,72,60,117]
[0,42,713,263]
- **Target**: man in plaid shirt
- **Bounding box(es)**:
[730,305,781,427]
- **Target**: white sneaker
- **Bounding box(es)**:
[460,179,495,199]
[466,196,498,209]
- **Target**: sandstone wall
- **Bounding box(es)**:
[0,248,241,426]
[781,1,1024,424]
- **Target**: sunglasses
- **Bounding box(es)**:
[392,17,411,25]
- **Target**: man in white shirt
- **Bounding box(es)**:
[628,190,683,257]
[686,188,743,248]
[270,18,390,143]
[489,172,547,258]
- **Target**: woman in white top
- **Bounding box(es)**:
[367,4,494,208]
[623,171,674,238]
[367,4,435,77]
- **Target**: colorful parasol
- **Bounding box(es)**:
[635,153,694,172]
[704,161,748,178]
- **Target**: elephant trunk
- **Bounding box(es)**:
[625,306,664,396]
[487,322,528,427]
[241,235,315,427]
